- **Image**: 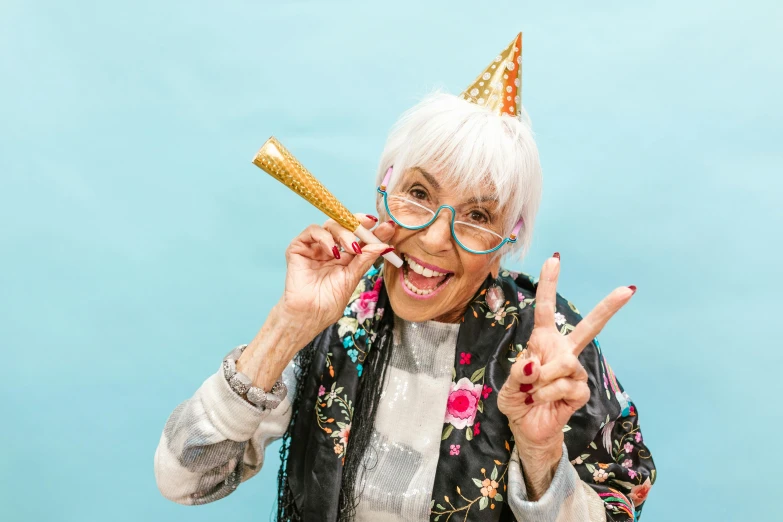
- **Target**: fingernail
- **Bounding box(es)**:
[628,285,637,294]
[524,395,534,405]
[519,383,533,393]
[332,246,341,259]
[386,220,396,228]
[366,215,378,222]
[380,246,395,256]
[553,252,560,260]
[352,242,362,254]
[523,362,533,376]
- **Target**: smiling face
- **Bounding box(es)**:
[379,167,506,323]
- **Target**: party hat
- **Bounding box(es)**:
[460,32,522,117]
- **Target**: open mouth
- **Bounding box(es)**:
[399,254,454,299]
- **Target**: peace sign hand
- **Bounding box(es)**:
[497,254,635,496]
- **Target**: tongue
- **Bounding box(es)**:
[408,268,447,290]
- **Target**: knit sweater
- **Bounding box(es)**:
[154,317,606,521]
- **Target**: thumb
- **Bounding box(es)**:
[371,221,396,243]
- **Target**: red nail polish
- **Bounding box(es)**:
[524,395,534,405]
[352,242,362,254]
[332,246,341,259]
[523,362,533,376]
[553,252,560,260]
[628,285,637,294]
[519,383,533,393]
[366,215,378,222]
[387,220,396,228]
[380,246,395,256]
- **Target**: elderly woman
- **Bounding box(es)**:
[154,34,655,521]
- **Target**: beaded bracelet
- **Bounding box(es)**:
[222,344,287,410]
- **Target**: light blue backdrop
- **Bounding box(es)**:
[1,1,780,521]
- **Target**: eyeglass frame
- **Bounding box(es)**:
[376,167,524,255]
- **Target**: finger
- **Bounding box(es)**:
[323,220,363,256]
[369,220,396,244]
[510,352,542,390]
[289,224,341,261]
[568,286,635,355]
[534,254,560,329]
[528,378,590,408]
[347,243,395,279]
[358,213,380,231]
[537,354,588,385]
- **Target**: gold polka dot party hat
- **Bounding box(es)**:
[460,32,522,117]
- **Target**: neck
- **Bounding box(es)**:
[432,306,467,323]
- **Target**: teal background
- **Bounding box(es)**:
[1,1,780,521]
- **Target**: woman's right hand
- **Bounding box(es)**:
[278,214,395,341]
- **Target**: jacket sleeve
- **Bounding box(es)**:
[568,359,656,521]
[153,360,298,505]
[506,443,608,521]
[552,291,657,521]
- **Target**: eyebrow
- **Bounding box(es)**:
[416,169,499,206]
[418,169,441,191]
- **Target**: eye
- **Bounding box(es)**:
[409,185,430,201]
[468,209,491,224]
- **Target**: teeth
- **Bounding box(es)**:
[403,271,434,295]
[404,255,447,277]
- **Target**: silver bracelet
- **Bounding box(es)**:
[222,344,287,411]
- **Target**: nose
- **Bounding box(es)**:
[418,207,455,253]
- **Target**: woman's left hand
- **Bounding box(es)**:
[497,254,635,497]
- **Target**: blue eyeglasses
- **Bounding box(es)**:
[377,167,524,255]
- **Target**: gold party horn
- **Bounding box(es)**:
[252,136,403,268]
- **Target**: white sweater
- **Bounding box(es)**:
[154,317,606,521]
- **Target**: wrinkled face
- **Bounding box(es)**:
[379,167,506,323]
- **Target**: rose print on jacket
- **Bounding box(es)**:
[445,377,483,429]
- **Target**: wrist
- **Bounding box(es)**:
[273,300,324,346]
[237,303,313,391]
[513,433,563,501]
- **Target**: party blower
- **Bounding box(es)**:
[252,137,403,268]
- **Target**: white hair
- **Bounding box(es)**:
[375,92,543,262]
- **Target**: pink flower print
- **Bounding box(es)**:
[474,422,481,435]
[593,469,609,483]
[517,291,524,302]
[493,309,507,322]
[482,384,492,399]
[372,276,383,293]
[623,442,634,453]
[629,478,653,505]
[509,271,519,279]
[338,424,351,447]
[450,444,460,456]
[622,459,633,468]
[459,352,472,365]
[352,290,379,323]
[444,377,483,429]
[635,431,643,443]
[318,385,326,397]
[627,469,637,479]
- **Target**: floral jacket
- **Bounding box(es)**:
[280,265,656,521]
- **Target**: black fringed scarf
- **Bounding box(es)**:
[275,263,646,521]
